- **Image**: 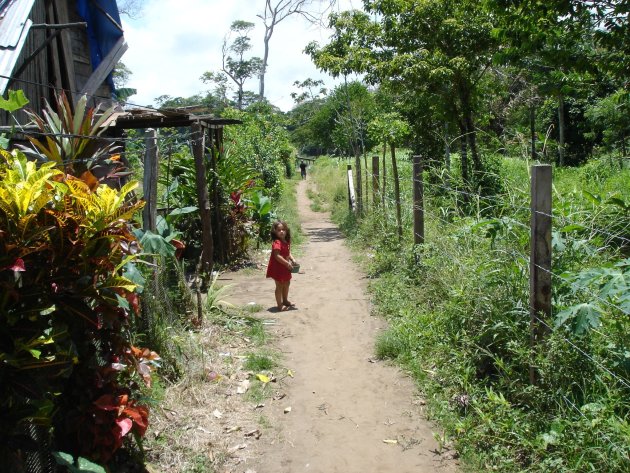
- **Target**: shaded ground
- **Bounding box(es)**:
[221,179,459,473]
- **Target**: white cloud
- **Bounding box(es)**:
[120,0,362,111]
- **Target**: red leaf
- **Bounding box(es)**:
[9,258,26,272]
[93,394,118,411]
[116,417,133,437]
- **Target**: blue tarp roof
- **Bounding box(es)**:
[76,0,124,91]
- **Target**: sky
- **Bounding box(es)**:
[121,0,363,112]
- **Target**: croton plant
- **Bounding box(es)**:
[0,148,158,468]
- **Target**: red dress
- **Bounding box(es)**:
[266,239,292,282]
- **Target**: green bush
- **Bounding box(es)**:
[0,150,156,468]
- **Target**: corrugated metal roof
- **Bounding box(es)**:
[0,0,34,95]
[0,0,34,47]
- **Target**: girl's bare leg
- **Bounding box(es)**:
[275,281,284,310]
[282,281,293,307]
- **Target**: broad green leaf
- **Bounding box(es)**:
[555,303,602,335]
[139,230,176,257]
[561,224,587,233]
[0,90,29,112]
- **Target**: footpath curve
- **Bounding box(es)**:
[226,178,459,473]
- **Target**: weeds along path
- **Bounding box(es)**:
[224,179,458,473]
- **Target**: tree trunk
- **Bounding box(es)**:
[363,149,369,214]
[259,27,273,99]
[355,149,362,216]
[444,122,451,186]
[391,143,402,241]
[557,94,566,166]
[459,120,470,189]
[464,111,481,188]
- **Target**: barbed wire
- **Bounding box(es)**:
[359,184,630,391]
[367,174,630,246]
[533,313,630,391]
[560,394,624,462]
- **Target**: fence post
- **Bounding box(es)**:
[192,123,214,275]
[372,155,380,207]
[529,164,552,385]
[142,128,158,232]
[347,164,357,213]
[413,154,425,245]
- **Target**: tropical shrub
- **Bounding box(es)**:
[20,92,127,185]
[0,150,157,468]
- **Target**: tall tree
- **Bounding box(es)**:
[308,1,497,192]
[208,21,262,110]
[257,0,336,99]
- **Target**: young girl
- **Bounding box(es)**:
[266,220,297,311]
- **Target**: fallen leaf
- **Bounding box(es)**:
[236,380,250,394]
[383,439,398,445]
[256,374,270,383]
[228,444,247,454]
[284,406,292,414]
[245,429,262,439]
[287,369,294,377]
[206,370,220,381]
[212,409,223,419]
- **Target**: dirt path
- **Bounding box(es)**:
[223,179,458,473]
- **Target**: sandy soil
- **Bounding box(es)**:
[223,179,459,473]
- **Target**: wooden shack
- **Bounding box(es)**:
[0,0,125,126]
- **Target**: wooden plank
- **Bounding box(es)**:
[529,164,552,384]
[52,0,78,103]
[372,155,379,206]
[347,165,356,212]
[79,35,127,99]
[142,129,158,232]
[46,0,63,97]
[192,123,214,274]
[413,154,424,245]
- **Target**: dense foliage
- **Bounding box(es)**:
[310,154,630,473]
[0,150,156,469]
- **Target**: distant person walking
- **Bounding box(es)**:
[299,160,307,180]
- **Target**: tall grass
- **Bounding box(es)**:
[311,155,630,473]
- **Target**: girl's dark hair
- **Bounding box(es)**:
[271,220,291,242]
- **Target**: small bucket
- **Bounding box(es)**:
[291,263,300,273]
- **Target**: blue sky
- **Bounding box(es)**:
[121,0,362,112]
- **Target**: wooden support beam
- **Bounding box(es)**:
[529,164,552,385]
[372,155,379,207]
[79,36,127,99]
[142,129,158,232]
[413,154,425,245]
[192,123,214,274]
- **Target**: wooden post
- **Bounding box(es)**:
[192,123,214,274]
[372,155,380,207]
[209,127,225,263]
[413,154,425,245]
[142,129,158,232]
[347,164,356,213]
[529,164,552,384]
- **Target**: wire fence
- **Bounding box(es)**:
[346,156,630,397]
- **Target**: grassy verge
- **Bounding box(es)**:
[310,155,630,473]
